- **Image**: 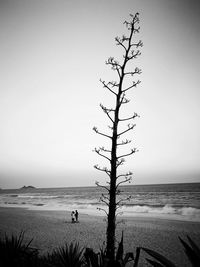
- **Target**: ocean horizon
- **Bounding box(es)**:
[0,182,200,222]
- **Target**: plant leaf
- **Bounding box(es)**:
[187,235,200,258]
[146,258,165,267]
[141,247,177,267]
[179,236,200,267]
[116,231,124,261]
[124,252,134,264]
[133,247,141,267]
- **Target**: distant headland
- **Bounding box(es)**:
[20,185,36,189]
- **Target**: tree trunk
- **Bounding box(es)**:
[106,177,116,259]
[106,95,120,259]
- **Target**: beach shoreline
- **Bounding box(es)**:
[1,202,200,223]
[0,206,200,266]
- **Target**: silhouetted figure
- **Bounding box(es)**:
[75,210,79,222]
[71,211,75,223]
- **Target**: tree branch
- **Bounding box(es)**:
[94,147,111,162]
[100,104,114,123]
[115,36,128,51]
[116,195,131,207]
[117,148,137,159]
[106,57,122,70]
[125,50,141,62]
[116,176,132,188]
[119,112,139,122]
[119,93,130,105]
[98,146,111,153]
[116,158,125,168]
[100,79,117,96]
[117,171,133,179]
[118,123,136,136]
[99,192,110,207]
[94,165,111,176]
[100,197,109,206]
[116,188,121,195]
[121,97,130,105]
[93,127,112,139]
[105,57,122,78]
[124,67,142,76]
[95,181,110,192]
[101,193,110,202]
[117,139,132,146]
[131,40,143,48]
[124,13,140,34]
[97,207,108,216]
[122,80,141,93]
[108,81,120,88]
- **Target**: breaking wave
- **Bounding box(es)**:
[1,200,200,221]
[121,204,200,217]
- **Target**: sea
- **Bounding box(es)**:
[0,183,200,222]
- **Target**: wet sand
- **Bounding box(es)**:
[0,207,199,266]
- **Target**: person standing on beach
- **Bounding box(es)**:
[75,210,79,222]
[71,211,75,223]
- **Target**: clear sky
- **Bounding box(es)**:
[0,0,200,189]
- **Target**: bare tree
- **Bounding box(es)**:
[93,13,142,260]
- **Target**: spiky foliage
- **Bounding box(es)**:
[84,247,108,267]
[141,247,176,267]
[0,232,199,267]
[84,232,134,267]
[115,232,134,266]
[46,242,84,267]
[138,235,200,267]
[0,231,39,267]
[179,235,200,267]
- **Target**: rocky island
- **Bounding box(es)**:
[20,185,36,189]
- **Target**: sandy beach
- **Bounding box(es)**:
[0,207,200,266]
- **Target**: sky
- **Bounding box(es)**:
[0,0,200,189]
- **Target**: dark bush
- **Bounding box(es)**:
[0,231,39,267]
[0,232,199,267]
